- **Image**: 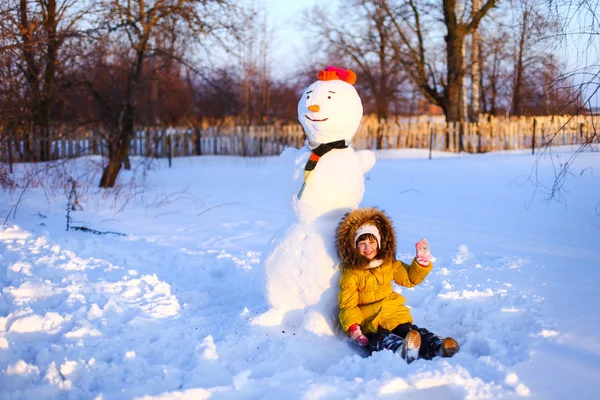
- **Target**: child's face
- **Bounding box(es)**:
[357,238,378,260]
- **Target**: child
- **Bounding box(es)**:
[336,207,459,362]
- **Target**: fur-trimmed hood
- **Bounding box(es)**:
[336,207,396,269]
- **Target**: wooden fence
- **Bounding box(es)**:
[1,115,597,163]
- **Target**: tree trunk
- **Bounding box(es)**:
[19,0,39,161]
[490,79,498,115]
[512,10,528,116]
[101,46,141,185]
[37,0,58,161]
[462,42,468,123]
[375,94,389,121]
[375,92,388,150]
[100,98,135,187]
[471,0,481,120]
[480,49,488,113]
[121,101,135,170]
[445,37,466,122]
[444,24,466,151]
[99,138,131,188]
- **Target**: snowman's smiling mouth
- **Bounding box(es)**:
[306,115,329,122]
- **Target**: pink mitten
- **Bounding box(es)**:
[415,238,432,266]
[349,324,369,347]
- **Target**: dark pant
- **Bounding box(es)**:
[365,323,444,360]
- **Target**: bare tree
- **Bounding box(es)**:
[511,6,529,115]
[240,3,272,125]
[471,1,560,117]
[379,0,498,149]
[471,0,481,119]
[479,26,513,115]
[523,0,599,206]
[547,0,599,116]
[509,0,554,116]
[0,0,89,160]
[94,0,243,188]
[309,1,407,122]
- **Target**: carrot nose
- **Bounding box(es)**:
[308,105,320,112]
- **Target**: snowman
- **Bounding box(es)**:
[252,66,375,336]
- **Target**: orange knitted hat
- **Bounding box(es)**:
[317,65,357,85]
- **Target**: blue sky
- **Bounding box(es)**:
[264,0,324,78]
[263,0,599,109]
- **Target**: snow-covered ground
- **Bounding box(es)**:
[1,146,599,399]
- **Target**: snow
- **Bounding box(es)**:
[0,145,598,399]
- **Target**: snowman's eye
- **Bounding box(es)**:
[307,95,310,99]
[327,96,331,99]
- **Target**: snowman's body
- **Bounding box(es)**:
[292,146,374,223]
[253,68,375,335]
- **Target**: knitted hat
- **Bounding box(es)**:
[354,224,381,248]
[317,65,357,85]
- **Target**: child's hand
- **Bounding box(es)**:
[349,324,369,347]
[415,238,432,266]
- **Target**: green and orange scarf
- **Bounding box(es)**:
[297,139,348,199]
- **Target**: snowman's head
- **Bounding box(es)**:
[297,66,363,144]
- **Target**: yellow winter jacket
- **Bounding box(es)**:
[335,207,432,335]
[338,258,432,334]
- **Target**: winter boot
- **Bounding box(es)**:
[400,330,421,363]
[439,337,460,358]
[370,332,404,353]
